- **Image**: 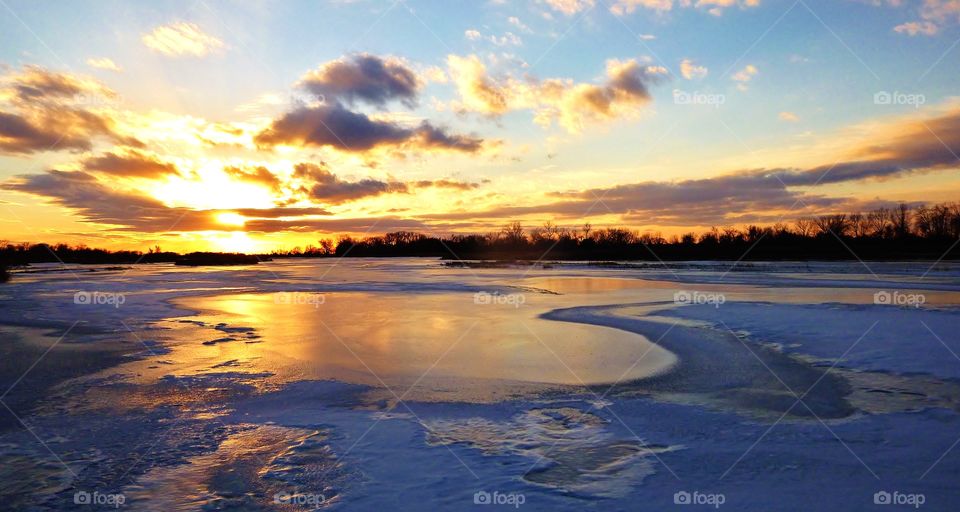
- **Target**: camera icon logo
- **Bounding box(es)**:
[874,491,891,505]
[674,491,692,505]
[74,491,91,504]
[474,491,492,505]
[74,291,91,305]
[874,91,892,105]
[873,291,892,305]
[674,291,692,305]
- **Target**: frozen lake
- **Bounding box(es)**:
[1,259,960,510]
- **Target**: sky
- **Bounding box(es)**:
[1,0,959,253]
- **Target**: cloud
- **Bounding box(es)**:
[879,0,960,36]
[83,150,180,178]
[680,58,708,80]
[290,163,485,204]
[245,216,431,234]
[7,105,959,234]
[292,163,407,204]
[508,16,532,32]
[607,0,761,16]
[223,165,283,192]
[779,111,799,122]
[142,22,225,57]
[0,112,86,154]
[425,106,960,225]
[446,54,666,132]
[0,67,138,155]
[299,54,421,107]
[413,179,484,190]
[731,64,758,90]
[254,102,484,153]
[256,54,487,155]
[3,170,224,232]
[292,162,485,203]
[464,29,523,46]
[86,57,122,72]
[541,0,596,15]
[608,0,674,15]
[894,20,939,35]
[732,64,758,82]
[7,65,108,101]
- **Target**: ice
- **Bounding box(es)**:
[2,259,960,510]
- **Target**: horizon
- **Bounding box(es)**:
[2,0,959,253]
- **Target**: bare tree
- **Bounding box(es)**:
[814,214,849,236]
[866,208,890,238]
[501,221,526,244]
[848,213,868,238]
[890,203,910,239]
[794,218,816,237]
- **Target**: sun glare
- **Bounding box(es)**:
[210,231,259,253]
[216,212,247,226]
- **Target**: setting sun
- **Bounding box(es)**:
[215,212,247,227]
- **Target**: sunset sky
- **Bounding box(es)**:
[1,0,959,253]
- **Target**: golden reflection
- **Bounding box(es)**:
[171,291,677,389]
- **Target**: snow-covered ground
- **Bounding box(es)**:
[1,259,959,510]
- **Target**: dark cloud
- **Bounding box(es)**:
[413,179,482,190]
[3,170,222,232]
[233,207,332,218]
[83,150,179,178]
[0,108,140,155]
[422,108,960,225]
[0,112,83,153]
[254,103,484,153]
[770,109,960,186]
[300,54,420,107]
[245,216,429,234]
[293,162,407,204]
[0,67,140,155]
[412,123,485,152]
[3,170,334,232]
[256,53,487,155]
[11,65,89,101]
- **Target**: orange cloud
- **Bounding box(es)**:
[446,54,666,132]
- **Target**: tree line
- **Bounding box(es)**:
[2,202,959,266]
[281,202,960,261]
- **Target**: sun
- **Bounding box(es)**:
[211,231,259,253]
[216,212,247,226]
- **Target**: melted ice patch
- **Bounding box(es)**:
[424,406,677,498]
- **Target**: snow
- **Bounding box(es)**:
[1,259,960,510]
